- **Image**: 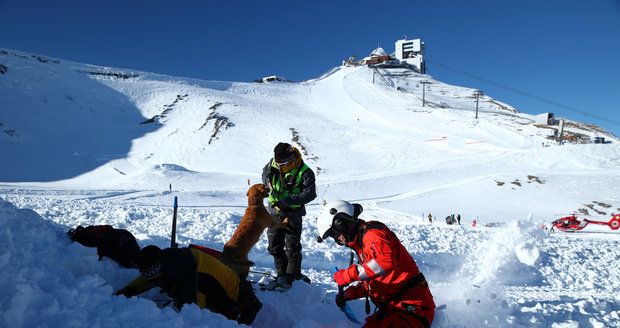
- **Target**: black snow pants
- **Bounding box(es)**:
[266,206,303,278]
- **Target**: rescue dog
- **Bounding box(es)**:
[221,183,280,278]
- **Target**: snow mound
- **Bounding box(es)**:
[153,164,194,173]
[461,220,546,286]
[515,241,541,266]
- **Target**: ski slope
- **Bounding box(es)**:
[1,48,620,327]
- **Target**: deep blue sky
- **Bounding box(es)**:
[1,0,619,136]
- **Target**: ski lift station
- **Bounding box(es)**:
[395,38,426,73]
[346,38,426,73]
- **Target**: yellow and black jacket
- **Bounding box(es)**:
[121,247,257,321]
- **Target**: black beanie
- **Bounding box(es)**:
[138,245,163,280]
[274,142,294,162]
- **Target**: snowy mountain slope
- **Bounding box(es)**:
[1,48,620,327]
[0,51,157,182]
[3,48,617,190]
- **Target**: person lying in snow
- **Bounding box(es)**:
[317,200,436,328]
[114,245,262,325]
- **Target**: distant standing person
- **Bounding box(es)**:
[262,142,317,289]
[457,213,461,225]
[428,212,433,224]
[169,183,172,192]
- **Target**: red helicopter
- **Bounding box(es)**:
[551,213,620,232]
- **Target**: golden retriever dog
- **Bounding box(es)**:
[221,183,280,279]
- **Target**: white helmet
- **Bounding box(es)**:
[316,200,363,243]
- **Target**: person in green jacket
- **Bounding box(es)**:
[262,142,317,289]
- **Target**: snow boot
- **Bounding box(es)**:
[295,273,311,284]
[260,274,292,291]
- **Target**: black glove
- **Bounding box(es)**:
[335,291,347,308]
[114,286,136,298]
[273,198,291,211]
[67,225,84,241]
[233,297,263,325]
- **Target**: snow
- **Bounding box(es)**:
[370,47,387,57]
[1,48,620,327]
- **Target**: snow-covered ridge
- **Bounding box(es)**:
[1,47,616,186]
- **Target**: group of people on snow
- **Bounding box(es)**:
[430,212,470,226]
[111,142,435,327]
[445,213,461,225]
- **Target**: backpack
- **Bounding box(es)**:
[67,225,140,268]
[188,243,223,258]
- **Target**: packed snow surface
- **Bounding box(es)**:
[1,49,619,327]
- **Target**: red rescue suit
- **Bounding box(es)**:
[337,220,435,328]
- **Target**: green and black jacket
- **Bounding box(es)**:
[261,158,316,216]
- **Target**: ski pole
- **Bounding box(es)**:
[170,196,178,248]
[248,269,273,277]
